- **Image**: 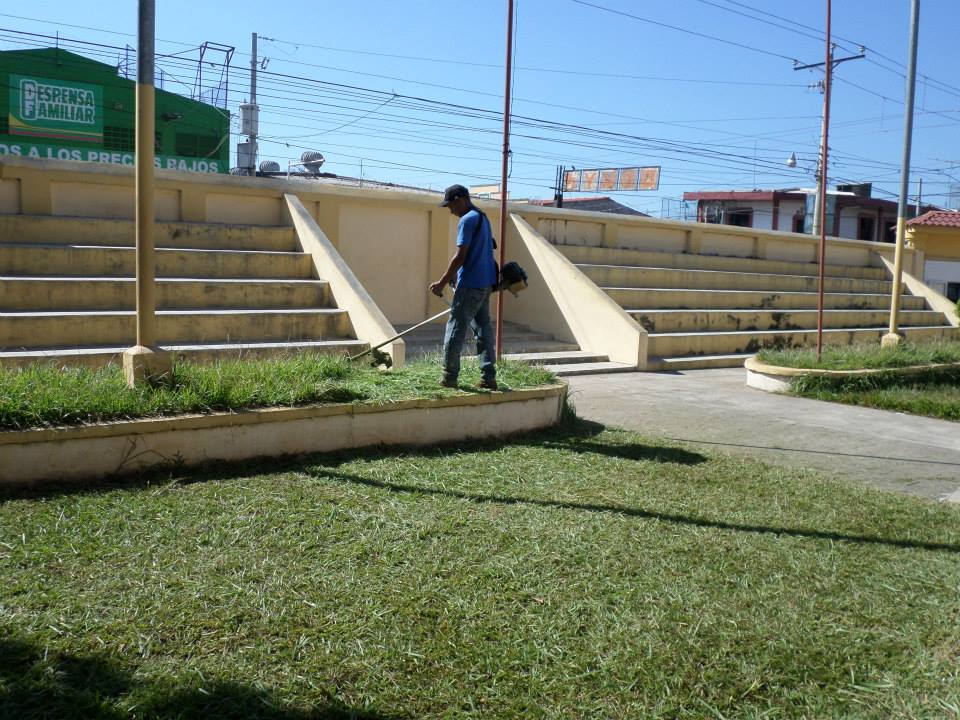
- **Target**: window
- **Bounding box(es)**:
[792,213,805,233]
[175,133,220,158]
[103,126,135,152]
[857,216,876,241]
[947,283,960,303]
[883,220,897,243]
[726,209,753,228]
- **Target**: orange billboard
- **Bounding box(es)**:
[562,166,660,193]
[580,169,599,192]
[599,169,618,191]
[639,166,661,190]
[617,168,638,190]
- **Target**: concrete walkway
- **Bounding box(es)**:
[566,368,960,503]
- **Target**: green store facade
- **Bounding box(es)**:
[1,48,230,174]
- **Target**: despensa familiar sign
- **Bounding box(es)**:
[9,74,103,143]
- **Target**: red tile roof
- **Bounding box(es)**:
[907,210,960,228]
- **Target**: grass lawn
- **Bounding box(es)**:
[2,416,959,719]
[0,355,555,431]
[758,341,960,422]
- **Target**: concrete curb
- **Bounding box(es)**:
[744,355,960,393]
[0,384,567,487]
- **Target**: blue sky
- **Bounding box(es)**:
[2,1,958,215]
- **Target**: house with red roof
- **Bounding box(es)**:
[907,210,960,301]
[682,184,937,244]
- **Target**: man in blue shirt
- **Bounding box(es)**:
[429,184,499,390]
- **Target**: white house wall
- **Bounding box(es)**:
[779,201,805,232]
[838,207,860,240]
[924,259,960,296]
[750,201,774,231]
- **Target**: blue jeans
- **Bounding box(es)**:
[442,285,496,383]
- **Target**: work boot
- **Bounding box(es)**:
[439,376,458,389]
[478,378,498,391]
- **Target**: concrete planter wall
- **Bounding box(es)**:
[745,355,960,393]
[0,385,566,486]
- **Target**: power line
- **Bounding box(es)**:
[714,0,960,101]
[1,26,952,205]
[569,0,798,62]
[258,35,808,88]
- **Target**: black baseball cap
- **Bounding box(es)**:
[440,184,469,207]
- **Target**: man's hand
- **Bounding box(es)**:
[431,246,467,297]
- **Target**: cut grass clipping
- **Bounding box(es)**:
[1,419,958,719]
[0,355,556,431]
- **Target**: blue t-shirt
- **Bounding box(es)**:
[456,208,498,289]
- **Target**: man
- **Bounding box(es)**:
[429,184,499,390]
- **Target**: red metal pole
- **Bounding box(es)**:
[495,0,514,362]
[816,0,832,361]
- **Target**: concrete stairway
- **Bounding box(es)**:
[556,243,960,370]
[396,319,634,376]
[0,215,368,367]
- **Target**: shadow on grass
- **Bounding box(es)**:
[0,417,705,504]
[3,416,958,554]
[306,466,960,554]
[0,635,403,720]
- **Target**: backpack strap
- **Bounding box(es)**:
[470,206,497,249]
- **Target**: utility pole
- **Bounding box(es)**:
[884,0,921,348]
[794,7,864,359]
[248,32,258,174]
[123,0,171,385]
[494,0,515,362]
[794,48,864,238]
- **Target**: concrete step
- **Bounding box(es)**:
[555,243,888,280]
[631,308,945,334]
[0,309,354,348]
[0,243,314,279]
[0,215,298,252]
[543,361,636,376]
[647,353,755,371]
[0,277,332,311]
[648,325,960,358]
[505,350,609,365]
[405,338,578,358]
[578,263,895,294]
[0,339,369,369]
[504,351,635,377]
[607,287,927,311]
[397,320,578,359]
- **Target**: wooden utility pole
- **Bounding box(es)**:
[793,4,864,359]
[495,0,515,361]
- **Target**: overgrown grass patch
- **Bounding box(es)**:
[0,355,556,431]
[757,341,960,420]
[1,418,959,718]
[757,338,960,370]
[791,366,960,421]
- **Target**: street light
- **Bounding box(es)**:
[785,152,824,235]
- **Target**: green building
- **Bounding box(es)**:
[0,48,230,173]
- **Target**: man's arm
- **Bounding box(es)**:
[429,244,469,296]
